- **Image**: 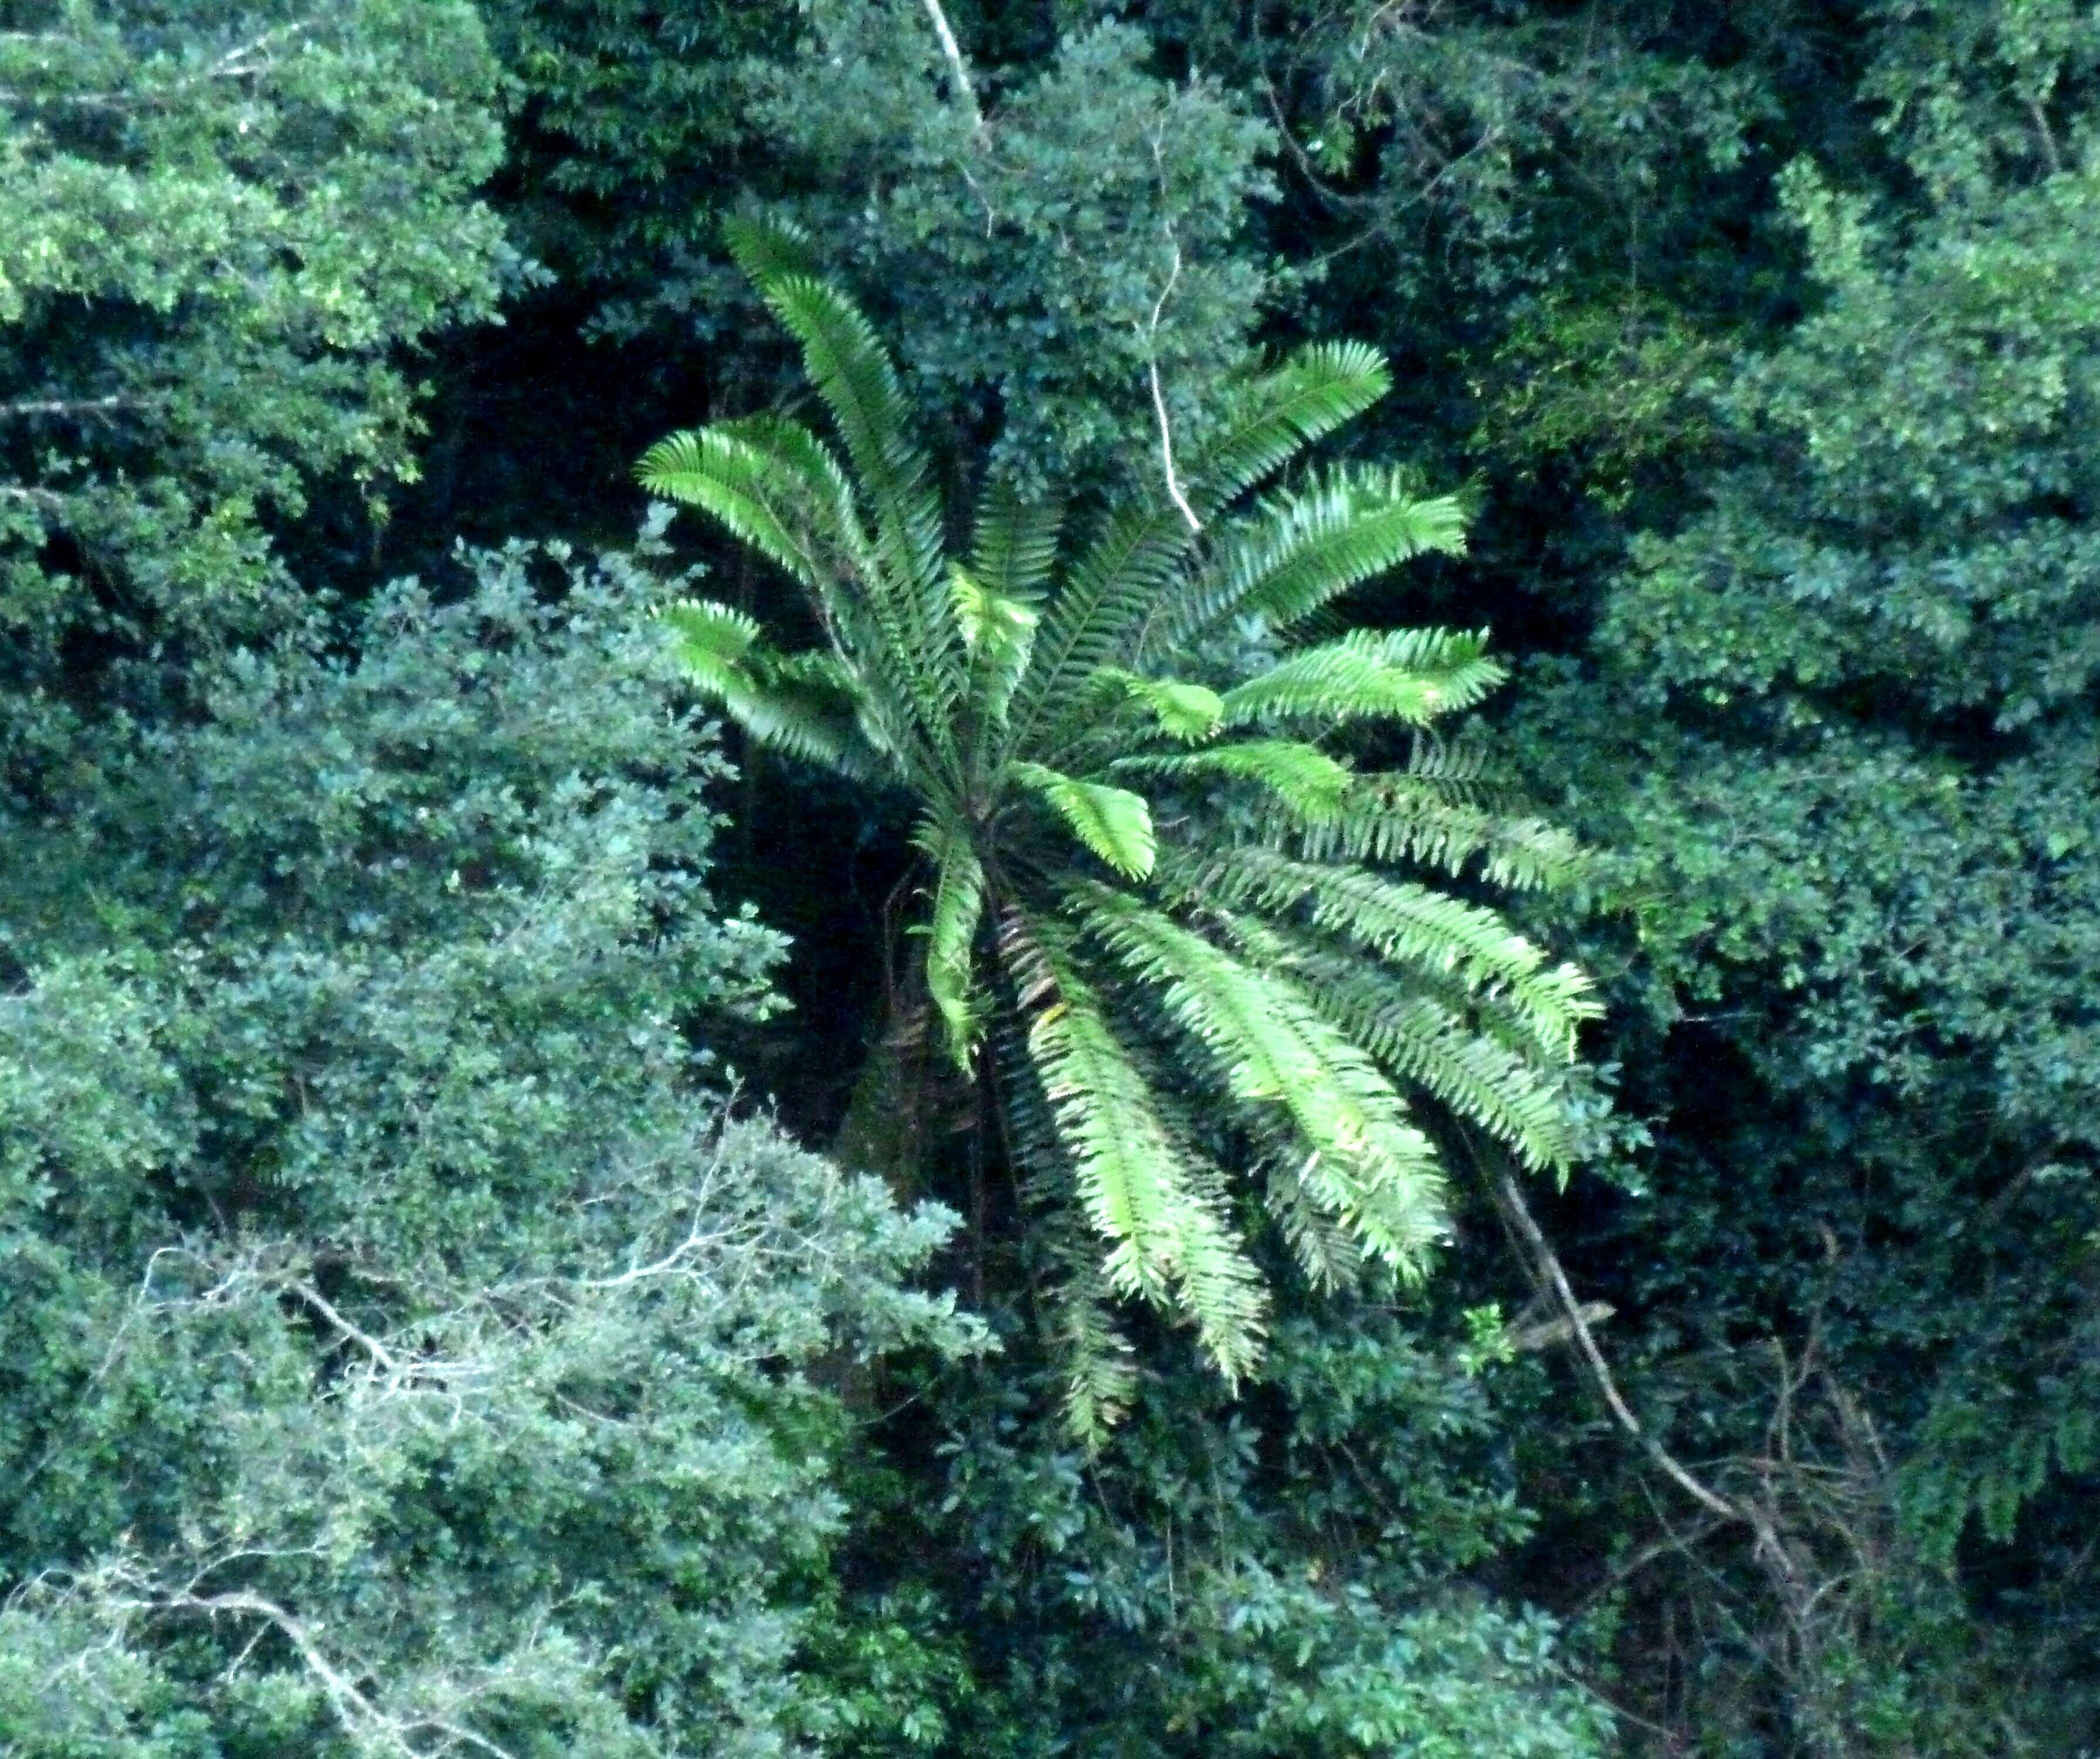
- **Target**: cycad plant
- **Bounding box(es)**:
[640,219,1595,1432]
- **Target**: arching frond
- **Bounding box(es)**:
[1176,845,1598,1060]
[1010,762,1156,880]
[725,219,961,759]
[1115,740,1354,820]
[1285,775,1589,891]
[1188,340,1393,510]
[660,600,878,776]
[1219,627,1507,730]
[726,218,943,584]
[914,806,987,1069]
[638,425,842,596]
[1069,885,1449,1271]
[1263,1157,1369,1291]
[1152,469,1468,659]
[1009,911,1268,1381]
[1051,1262,1141,1445]
[1229,918,1579,1171]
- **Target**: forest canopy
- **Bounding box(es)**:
[2,4,2095,1756]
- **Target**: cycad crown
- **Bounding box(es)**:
[640,217,1596,1436]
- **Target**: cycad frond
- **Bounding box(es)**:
[661,600,877,776]
[724,218,962,759]
[1188,340,1393,510]
[1177,845,1597,1060]
[1219,628,1507,729]
[1093,670,1227,744]
[1070,885,1449,1272]
[725,218,944,588]
[969,481,1063,606]
[1285,774,1588,891]
[1232,918,1579,1171]
[1010,762,1156,881]
[1149,467,1468,657]
[1114,740,1355,820]
[1013,503,1197,741]
[1005,911,1268,1391]
[915,806,988,1069]
[637,425,847,596]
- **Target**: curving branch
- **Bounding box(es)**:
[920,0,985,138]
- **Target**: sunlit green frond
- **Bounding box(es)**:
[1027,983,1265,1366]
[1011,762,1156,880]
[1089,670,1226,744]
[913,807,987,1069]
[1219,628,1507,730]
[950,561,1039,742]
[661,600,878,776]
[1188,340,1393,510]
[1231,918,1579,1170]
[968,481,1063,606]
[638,426,837,593]
[1069,885,1450,1271]
[1114,739,1354,819]
[1009,910,1268,1380]
[1152,469,1468,657]
[1178,845,1598,1060]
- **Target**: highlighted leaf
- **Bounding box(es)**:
[1012,762,1156,880]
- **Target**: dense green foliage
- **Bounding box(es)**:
[6,2,2097,1755]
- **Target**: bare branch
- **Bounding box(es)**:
[919,0,985,138]
[0,394,136,422]
[1484,1158,1745,1526]
[287,1281,401,1374]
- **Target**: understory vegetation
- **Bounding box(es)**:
[2,4,2095,1755]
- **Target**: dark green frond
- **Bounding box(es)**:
[968,481,1063,606]
[1263,1158,1369,1292]
[725,232,961,753]
[718,209,822,283]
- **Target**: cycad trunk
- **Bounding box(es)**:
[831,997,936,1206]
[817,997,941,1418]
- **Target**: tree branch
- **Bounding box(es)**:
[0,394,135,422]
[919,0,985,138]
